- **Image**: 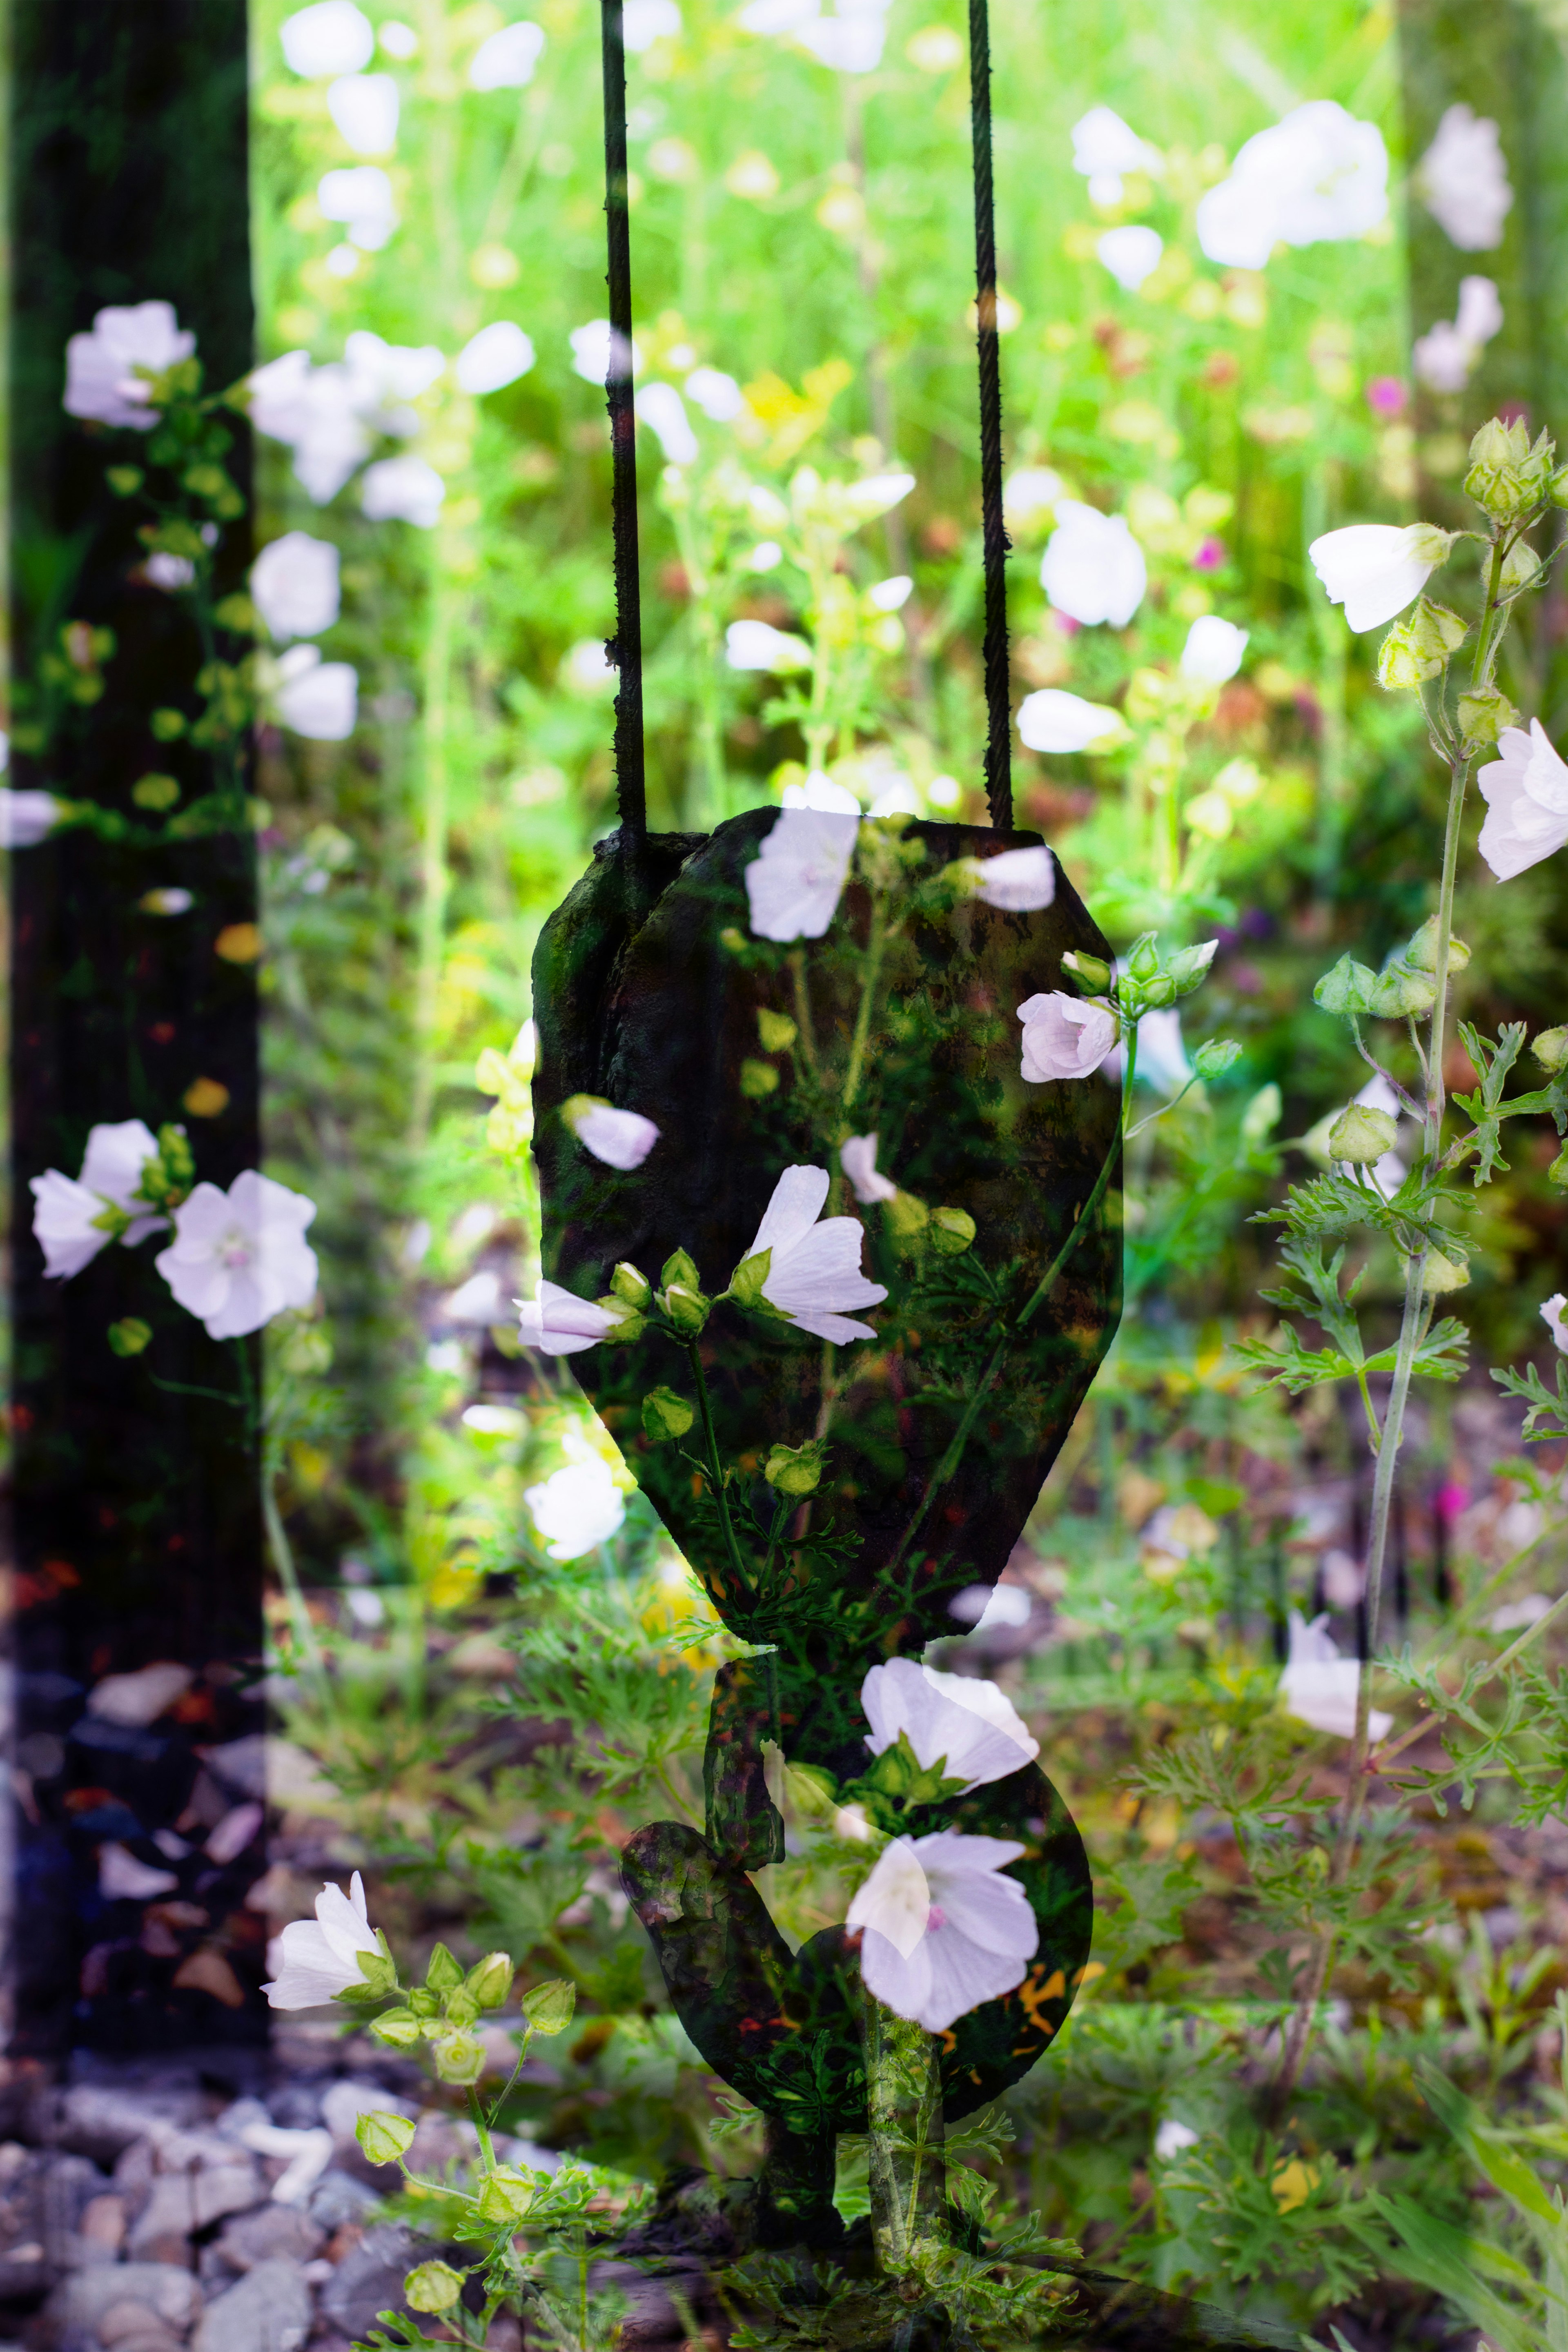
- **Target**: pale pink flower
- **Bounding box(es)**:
[562,1097,659,1171]
[970,846,1057,912]
[739,1164,886,1344]
[31,1119,165,1278]
[1477,721,1568,880]
[848,1830,1038,2032]
[1308,523,1449,633]
[841,1134,897,1205]
[155,1172,318,1339]
[264,1873,381,2009]
[1416,104,1512,252]
[1016,689,1123,755]
[861,1658,1038,1790]
[0,789,63,847]
[525,1461,625,1560]
[517,1279,624,1356]
[251,532,341,641]
[1018,992,1118,1082]
[65,302,195,430]
[1040,501,1146,628]
[1180,616,1249,684]
[1278,1611,1392,1742]
[1541,1292,1568,1352]
[1196,103,1387,270]
[745,808,857,942]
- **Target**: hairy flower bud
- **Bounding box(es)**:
[1060,949,1113,994]
[1193,1037,1243,1079]
[466,1952,515,2011]
[425,1943,463,1994]
[477,2167,537,2223]
[443,1990,480,2030]
[404,2262,466,2314]
[521,1978,577,2034]
[1500,539,1544,593]
[660,1248,701,1292]
[593,1297,646,1344]
[368,2006,422,2049]
[930,1207,977,1256]
[1533,1026,1568,1074]
[661,1282,709,1336]
[432,2031,486,2085]
[1167,939,1218,997]
[1327,1104,1397,1164]
[757,1008,797,1053]
[765,1440,824,1496]
[740,1058,780,1098]
[641,1385,695,1441]
[1456,688,1518,751]
[1368,963,1437,1018]
[610,1261,652,1309]
[1375,597,1467,689]
[356,2111,416,2166]
[1465,416,1558,521]
[1313,954,1376,1018]
[1405,916,1472,975]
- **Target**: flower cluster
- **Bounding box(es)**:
[1016,932,1221,1087]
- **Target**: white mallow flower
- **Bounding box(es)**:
[635,383,698,466]
[1003,467,1066,535]
[841,1134,898,1205]
[1040,501,1146,628]
[1018,992,1118,1082]
[327,71,398,154]
[247,333,442,503]
[847,1830,1038,2034]
[1154,2118,1200,2160]
[745,806,857,942]
[562,1096,660,1170]
[862,1657,1039,1789]
[623,0,682,49]
[318,164,398,249]
[1098,226,1163,293]
[739,1163,886,1344]
[518,1279,624,1356]
[361,454,445,528]
[145,553,195,590]
[251,532,341,641]
[1541,1293,1568,1352]
[263,1873,380,2009]
[525,1460,626,1560]
[1308,523,1450,634]
[1414,275,1503,394]
[1180,615,1249,686]
[1279,1612,1392,1742]
[969,845,1057,913]
[1477,721,1568,881]
[795,4,889,74]
[155,1171,319,1340]
[1070,105,1160,205]
[726,619,812,674]
[1134,1008,1192,1096]
[684,366,744,422]
[454,322,535,396]
[271,645,358,741]
[0,789,63,847]
[31,1119,165,1278]
[1196,102,1388,271]
[782,771,860,814]
[469,21,546,88]
[280,1,374,75]
[1417,104,1512,252]
[1017,689,1123,756]
[64,302,195,430]
[570,320,641,385]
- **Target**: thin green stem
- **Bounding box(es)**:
[468,2082,498,2174]
[686,1341,752,1606]
[486,2022,535,2133]
[411,539,456,1145]
[842,897,887,1111]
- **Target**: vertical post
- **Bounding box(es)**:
[8,1,267,2058]
[600,0,647,842]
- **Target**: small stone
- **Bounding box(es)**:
[190,2256,312,2352]
[305,2171,376,2232]
[98,2301,182,2350]
[59,2085,207,2164]
[215,2205,323,2272]
[80,2195,128,2250]
[316,2225,425,2340]
[46,2260,202,2339]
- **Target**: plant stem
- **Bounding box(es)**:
[686,1341,753,1607]
[468,2082,498,2173]
[861,1992,946,2274]
[884,1035,1134,1579]
[842,897,887,1111]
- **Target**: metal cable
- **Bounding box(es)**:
[599,0,646,838]
[968,0,1013,829]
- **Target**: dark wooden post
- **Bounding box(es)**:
[8,1,269,2058]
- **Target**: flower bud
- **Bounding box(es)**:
[1376,597,1467,689]
[1060,949,1113,994]
[425,1943,463,1994]
[660,1248,701,1292]
[368,2006,422,2049]
[885,1192,929,1241]
[1193,1037,1243,1079]
[1167,939,1218,996]
[727,1247,773,1310]
[443,1990,481,2030]
[466,1952,515,2011]
[1422,1251,1469,1293]
[662,1281,709,1335]
[1405,916,1471,975]
[1551,1144,1568,1189]
[1533,1026,1568,1073]
[432,2031,486,2085]
[929,1207,976,1256]
[1552,466,1568,510]
[641,1385,695,1442]
[593,1297,646,1344]
[1456,689,1519,751]
[408,1987,439,2017]
[1500,539,1543,592]
[1125,932,1160,983]
[740,1058,780,1098]
[610,1261,652,1309]
[765,1440,824,1496]
[404,2262,466,2314]
[1327,1104,1397,1164]
[757,1009,797,1053]
[1313,955,1376,1018]
[356,2110,416,2165]
[1465,416,1558,520]
[521,1978,577,2034]
[477,2167,537,2223]
[1368,963,1437,1018]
